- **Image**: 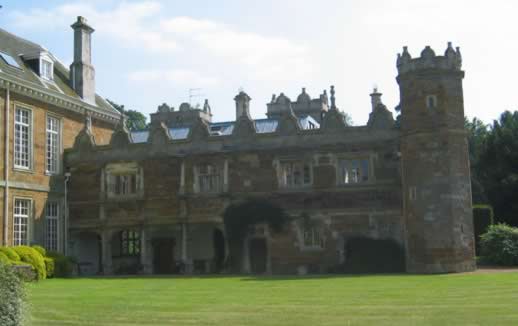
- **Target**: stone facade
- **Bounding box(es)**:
[64,44,475,275]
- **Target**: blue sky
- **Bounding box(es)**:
[1,0,517,124]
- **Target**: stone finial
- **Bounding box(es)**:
[370,87,383,112]
[157,103,171,113]
[421,46,436,59]
[271,94,276,103]
[445,42,455,58]
[455,46,462,68]
[330,85,336,110]
[321,90,329,105]
[234,91,252,120]
[203,99,211,114]
[297,87,311,104]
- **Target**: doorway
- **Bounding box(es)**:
[213,229,226,272]
[153,238,175,274]
[249,238,267,274]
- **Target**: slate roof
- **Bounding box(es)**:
[0,27,119,119]
[130,115,319,144]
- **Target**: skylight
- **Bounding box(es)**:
[0,51,21,69]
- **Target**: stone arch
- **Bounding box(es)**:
[72,231,101,276]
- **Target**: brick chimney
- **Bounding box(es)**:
[70,16,95,104]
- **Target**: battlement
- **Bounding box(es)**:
[396,42,462,75]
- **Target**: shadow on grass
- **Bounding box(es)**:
[59,273,417,282]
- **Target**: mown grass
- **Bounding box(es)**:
[27,272,518,326]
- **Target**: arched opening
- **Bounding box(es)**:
[343,237,405,273]
[213,228,225,273]
[222,199,288,273]
[73,231,101,276]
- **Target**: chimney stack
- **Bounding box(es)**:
[70,16,95,104]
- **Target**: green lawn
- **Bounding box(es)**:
[27,272,518,326]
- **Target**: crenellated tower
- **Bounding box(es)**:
[397,43,476,273]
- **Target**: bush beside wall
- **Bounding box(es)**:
[0,247,21,262]
[12,246,47,280]
[47,251,75,277]
[480,224,518,266]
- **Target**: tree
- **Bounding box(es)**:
[465,117,490,204]
[477,111,518,226]
[106,99,148,131]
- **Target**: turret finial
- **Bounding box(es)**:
[330,85,336,110]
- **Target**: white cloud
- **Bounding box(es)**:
[128,69,219,86]
[9,2,312,82]
[10,2,178,53]
[160,17,312,79]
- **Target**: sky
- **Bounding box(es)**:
[1,0,517,124]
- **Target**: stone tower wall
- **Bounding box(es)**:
[397,43,476,273]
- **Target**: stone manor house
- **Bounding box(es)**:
[0,17,476,275]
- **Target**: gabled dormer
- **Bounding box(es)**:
[22,50,54,81]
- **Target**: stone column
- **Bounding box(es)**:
[101,230,113,275]
[140,228,152,274]
[243,237,251,274]
[223,159,229,192]
[180,161,185,194]
[182,223,193,274]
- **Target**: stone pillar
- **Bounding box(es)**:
[181,223,192,274]
[140,228,152,274]
[243,237,250,274]
[180,161,185,194]
[101,230,113,275]
[223,159,229,192]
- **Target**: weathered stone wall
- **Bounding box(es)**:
[398,45,475,273]
[66,129,404,274]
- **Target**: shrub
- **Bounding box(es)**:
[0,247,20,262]
[44,257,55,278]
[480,223,518,266]
[0,262,26,326]
[12,246,47,280]
[0,252,10,265]
[31,245,47,257]
[47,251,75,277]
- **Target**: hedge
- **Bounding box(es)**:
[0,262,26,326]
[44,257,55,278]
[12,246,47,280]
[0,252,10,265]
[0,247,20,262]
[480,223,518,266]
[31,245,47,257]
[47,251,75,277]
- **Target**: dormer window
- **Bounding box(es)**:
[22,51,54,81]
[40,59,53,80]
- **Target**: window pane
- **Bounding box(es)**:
[14,199,30,246]
[14,108,31,169]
